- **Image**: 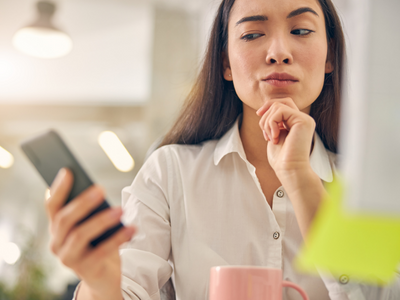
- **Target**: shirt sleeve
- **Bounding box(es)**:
[319,269,400,300]
[72,147,173,300]
[119,147,174,300]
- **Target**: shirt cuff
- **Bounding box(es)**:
[318,269,366,300]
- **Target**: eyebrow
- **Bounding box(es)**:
[287,7,319,19]
[235,7,319,26]
[235,15,268,26]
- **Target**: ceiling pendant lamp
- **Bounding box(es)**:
[12,1,73,59]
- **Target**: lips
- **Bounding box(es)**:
[264,72,298,81]
[263,72,299,87]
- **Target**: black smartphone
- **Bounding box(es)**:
[21,130,124,247]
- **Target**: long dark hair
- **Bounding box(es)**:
[159,0,344,153]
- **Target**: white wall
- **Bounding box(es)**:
[0,0,154,105]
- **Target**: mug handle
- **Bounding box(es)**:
[282,280,309,300]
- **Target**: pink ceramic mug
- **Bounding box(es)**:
[209,266,309,300]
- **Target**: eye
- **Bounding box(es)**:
[241,33,264,41]
[291,29,314,36]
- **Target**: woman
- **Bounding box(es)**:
[46,0,399,299]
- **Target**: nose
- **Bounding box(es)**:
[266,34,293,65]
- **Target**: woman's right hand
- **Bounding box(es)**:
[45,168,136,300]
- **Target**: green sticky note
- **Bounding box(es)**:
[296,178,400,285]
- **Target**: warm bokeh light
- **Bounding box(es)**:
[0,146,14,169]
[98,131,134,172]
[13,27,73,59]
[45,188,51,201]
[0,242,21,265]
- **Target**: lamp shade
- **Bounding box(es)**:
[13,26,72,59]
[12,1,73,59]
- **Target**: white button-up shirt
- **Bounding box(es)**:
[75,118,400,300]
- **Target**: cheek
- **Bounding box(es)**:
[303,43,327,72]
[228,45,261,101]
[229,45,263,88]
[230,47,259,79]
[300,44,328,93]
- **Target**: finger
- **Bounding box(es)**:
[262,113,273,142]
[265,105,294,144]
[82,226,136,267]
[259,102,282,141]
[262,130,270,142]
[256,97,298,117]
[277,128,289,145]
[56,207,126,267]
[267,106,299,134]
[51,185,105,251]
[265,106,280,143]
[46,168,74,221]
[268,106,288,144]
[270,119,281,144]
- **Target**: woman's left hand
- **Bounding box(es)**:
[256,97,316,176]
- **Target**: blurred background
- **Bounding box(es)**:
[0,0,377,299]
[0,0,219,298]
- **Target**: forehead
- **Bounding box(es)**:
[230,0,324,22]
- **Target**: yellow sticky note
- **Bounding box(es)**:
[296,178,400,285]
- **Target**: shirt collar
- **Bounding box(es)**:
[309,132,334,182]
[214,116,333,182]
[214,117,247,166]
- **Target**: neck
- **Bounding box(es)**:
[239,107,270,166]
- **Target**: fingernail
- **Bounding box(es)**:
[57,168,67,178]
[50,168,67,193]
[263,130,269,141]
[54,168,67,184]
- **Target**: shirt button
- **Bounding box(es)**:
[273,232,280,239]
[339,274,349,285]
[276,190,284,198]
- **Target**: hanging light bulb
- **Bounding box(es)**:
[12,1,73,59]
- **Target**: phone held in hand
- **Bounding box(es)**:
[21,130,124,247]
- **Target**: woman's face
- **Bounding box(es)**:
[223,0,333,114]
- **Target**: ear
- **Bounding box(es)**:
[325,39,334,74]
[325,60,334,74]
[222,51,233,81]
